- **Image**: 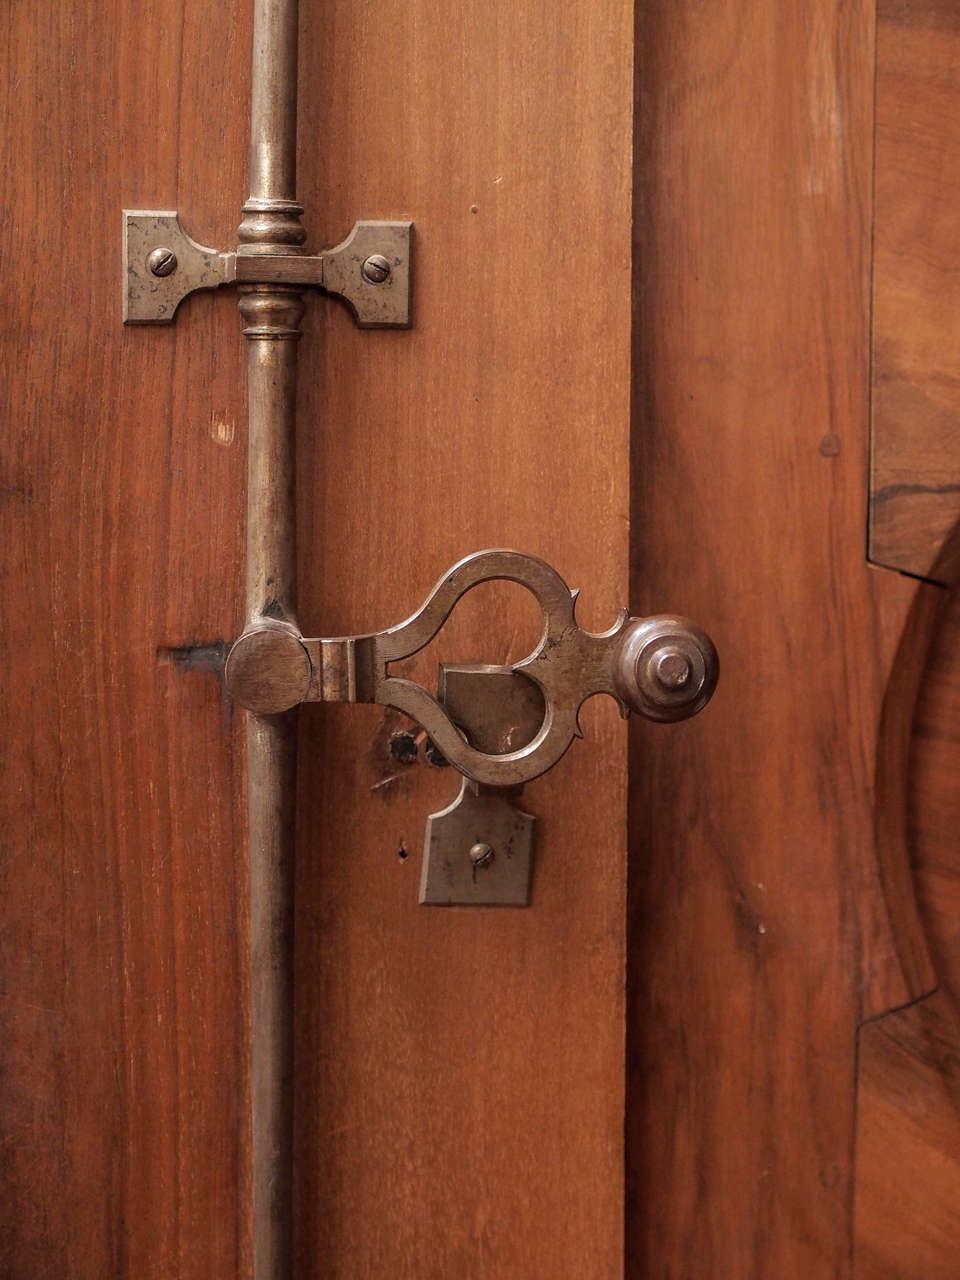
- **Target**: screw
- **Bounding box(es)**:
[469,842,494,869]
[654,648,692,691]
[361,253,391,285]
[389,731,419,765]
[147,247,178,278]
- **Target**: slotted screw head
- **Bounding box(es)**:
[469,842,494,869]
[361,253,391,284]
[147,247,178,278]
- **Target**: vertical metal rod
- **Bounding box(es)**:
[248,0,299,202]
[239,2,306,1276]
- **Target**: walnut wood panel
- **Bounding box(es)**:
[10,2,960,1277]
[855,580,960,1276]
[3,0,633,1273]
[856,6,960,1266]
[855,992,960,1280]
[911,584,960,999]
[292,0,632,1274]
[627,3,932,1275]
[0,3,250,1275]
[870,0,960,583]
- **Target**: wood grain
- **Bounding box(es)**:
[854,5,960,1269]
[911,584,960,999]
[9,1,960,1276]
[0,3,250,1275]
[627,2,931,1275]
[292,0,633,1273]
[855,991,960,1280]
[3,0,634,1273]
[870,0,960,583]
[854,579,960,1275]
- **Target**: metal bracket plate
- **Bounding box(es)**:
[321,220,413,328]
[123,211,413,327]
[123,211,234,323]
[420,664,543,907]
[420,779,535,907]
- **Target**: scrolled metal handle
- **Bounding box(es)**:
[224,550,718,786]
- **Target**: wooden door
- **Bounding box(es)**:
[3,1,959,1277]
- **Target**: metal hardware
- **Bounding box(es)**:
[361,253,391,284]
[147,246,177,277]
[421,781,536,906]
[416,595,719,905]
[390,730,420,764]
[224,550,718,905]
[237,8,302,1277]
[123,0,417,1272]
[438,663,545,758]
[225,548,719,781]
[123,212,231,323]
[421,663,543,907]
[122,2,418,1272]
[654,648,691,689]
[123,210,412,327]
[125,0,718,1262]
[319,221,411,326]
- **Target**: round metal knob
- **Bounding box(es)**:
[613,615,718,723]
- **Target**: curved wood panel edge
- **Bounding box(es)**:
[871,578,944,1007]
[854,989,960,1278]
[856,541,960,1276]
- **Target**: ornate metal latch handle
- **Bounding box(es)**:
[224,548,718,787]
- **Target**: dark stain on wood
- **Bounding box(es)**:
[159,641,230,677]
